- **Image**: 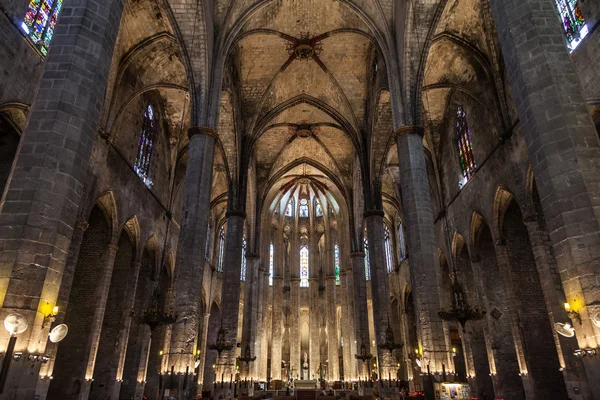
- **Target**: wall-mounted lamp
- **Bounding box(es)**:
[574,348,597,357]
[42,304,59,328]
[452,347,457,357]
[28,354,39,362]
[13,352,22,361]
[564,302,582,324]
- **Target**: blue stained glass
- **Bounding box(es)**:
[217,226,225,272]
[384,225,393,273]
[398,217,406,261]
[316,202,323,217]
[456,106,476,183]
[134,105,156,187]
[334,244,340,285]
[554,0,588,51]
[286,201,293,216]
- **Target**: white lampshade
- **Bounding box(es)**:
[4,313,29,336]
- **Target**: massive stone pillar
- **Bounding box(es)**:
[290,278,300,380]
[350,252,370,380]
[364,212,394,381]
[488,0,600,393]
[271,275,284,381]
[196,312,211,389]
[394,127,448,395]
[324,232,339,381]
[167,127,216,398]
[309,278,320,379]
[240,254,260,380]
[258,268,270,381]
[0,0,126,395]
[339,269,355,381]
[214,212,246,395]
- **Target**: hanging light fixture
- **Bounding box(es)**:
[355,340,373,362]
[208,325,234,357]
[139,288,177,331]
[438,278,485,330]
[238,344,257,365]
[377,319,403,353]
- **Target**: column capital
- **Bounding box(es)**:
[363,210,385,218]
[225,210,246,219]
[246,253,259,260]
[522,214,538,224]
[350,252,365,258]
[107,243,119,251]
[188,126,217,139]
[76,219,90,231]
[394,126,424,139]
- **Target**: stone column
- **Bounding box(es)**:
[350,252,370,380]
[258,268,270,381]
[524,216,591,397]
[215,212,245,395]
[271,275,284,381]
[364,212,394,382]
[325,276,339,381]
[0,0,126,394]
[339,269,354,381]
[196,312,211,390]
[290,278,300,380]
[309,278,320,380]
[240,253,260,380]
[394,127,448,372]
[167,127,215,396]
[489,0,600,390]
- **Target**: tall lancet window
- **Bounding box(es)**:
[217,226,225,272]
[22,0,63,56]
[134,105,157,187]
[285,200,293,216]
[384,225,393,273]
[456,105,476,184]
[299,198,309,218]
[334,243,341,286]
[269,243,274,286]
[205,223,211,261]
[364,236,371,281]
[300,246,309,287]
[315,202,323,217]
[398,216,406,261]
[554,0,588,50]
[241,237,247,281]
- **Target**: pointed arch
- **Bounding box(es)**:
[94,191,119,243]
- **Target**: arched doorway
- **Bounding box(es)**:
[120,243,156,399]
[475,221,524,400]
[89,228,136,400]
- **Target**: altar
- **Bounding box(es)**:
[295,380,318,389]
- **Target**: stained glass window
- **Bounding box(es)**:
[364,237,371,281]
[316,202,323,217]
[398,217,406,261]
[300,246,309,287]
[285,201,293,216]
[269,243,274,286]
[21,0,63,56]
[554,0,588,51]
[217,226,225,272]
[334,243,340,286]
[241,237,247,281]
[299,198,309,218]
[384,225,393,273]
[134,105,157,187]
[456,105,476,183]
[205,224,211,261]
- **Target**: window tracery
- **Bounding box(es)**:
[334,243,340,285]
[22,0,63,56]
[241,237,247,281]
[398,217,406,261]
[134,105,157,187]
[384,225,393,273]
[554,0,588,50]
[456,105,476,184]
[286,201,293,216]
[205,224,211,261]
[269,243,274,286]
[299,198,309,218]
[300,246,309,287]
[316,202,323,217]
[217,226,225,273]
[364,236,371,281]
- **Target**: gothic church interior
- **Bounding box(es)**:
[0,0,599,399]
